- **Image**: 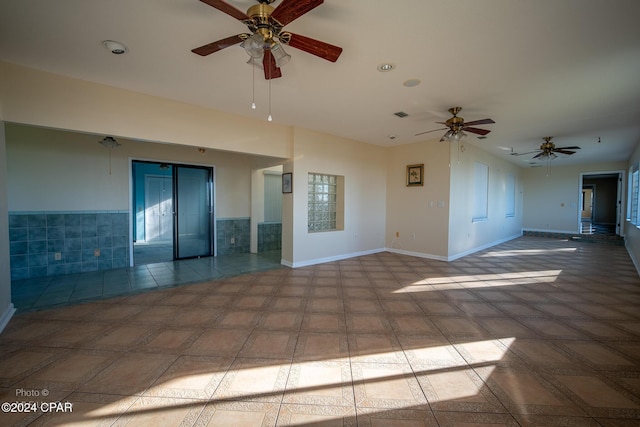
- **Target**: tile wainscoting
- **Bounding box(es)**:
[9,214,276,280]
[9,211,130,280]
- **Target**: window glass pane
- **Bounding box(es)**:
[505,173,515,217]
[473,162,489,221]
[308,172,339,232]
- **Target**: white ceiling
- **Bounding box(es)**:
[1,0,640,167]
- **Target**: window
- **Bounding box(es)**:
[629,167,639,225]
[472,162,489,221]
[308,173,344,232]
[505,172,516,218]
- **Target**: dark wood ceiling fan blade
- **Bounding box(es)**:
[263,49,282,79]
[555,146,581,150]
[553,149,576,155]
[270,0,323,26]
[415,127,447,136]
[464,118,495,126]
[532,152,546,159]
[285,33,342,62]
[192,34,246,56]
[463,126,491,136]
[199,0,250,21]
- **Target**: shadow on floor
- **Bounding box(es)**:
[11,251,283,313]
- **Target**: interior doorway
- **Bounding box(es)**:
[132,160,214,266]
[580,172,623,236]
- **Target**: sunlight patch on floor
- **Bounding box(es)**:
[393,270,562,293]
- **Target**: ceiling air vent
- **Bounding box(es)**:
[394,111,409,118]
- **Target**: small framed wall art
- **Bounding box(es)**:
[282,172,293,193]
[406,164,424,187]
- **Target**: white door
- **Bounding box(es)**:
[145,175,173,242]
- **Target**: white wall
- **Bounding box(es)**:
[385,139,451,259]
[448,143,523,259]
[523,161,626,233]
[0,122,16,333]
[6,124,284,217]
[286,128,387,267]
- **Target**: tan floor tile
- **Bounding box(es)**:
[24,391,137,427]
[268,296,306,311]
[170,307,222,327]
[145,355,232,398]
[213,358,290,403]
[118,395,205,426]
[478,366,585,416]
[215,310,262,328]
[0,349,61,387]
[21,350,116,390]
[301,313,346,332]
[388,315,441,336]
[434,410,520,426]
[431,317,487,338]
[140,328,200,353]
[184,328,251,356]
[79,352,177,395]
[294,332,349,361]
[277,403,356,427]
[554,374,640,417]
[90,324,154,350]
[349,333,406,364]
[352,362,427,409]
[356,407,438,426]
[195,400,278,427]
[256,311,303,331]
[416,366,505,413]
[239,331,298,358]
[284,360,354,406]
[347,314,393,333]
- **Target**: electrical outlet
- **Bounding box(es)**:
[94,249,101,257]
[230,237,235,244]
[54,252,62,261]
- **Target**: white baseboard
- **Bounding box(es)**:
[522,228,579,234]
[625,241,640,277]
[283,248,386,268]
[447,233,522,261]
[385,248,448,262]
[0,303,16,334]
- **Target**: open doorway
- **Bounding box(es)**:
[580,172,622,236]
[132,160,214,266]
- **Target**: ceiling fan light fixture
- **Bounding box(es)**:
[270,41,291,68]
[452,130,467,142]
[241,32,266,58]
[440,129,454,142]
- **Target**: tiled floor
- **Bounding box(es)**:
[1,236,640,426]
[10,251,283,312]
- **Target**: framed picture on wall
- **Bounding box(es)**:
[406,164,424,187]
[282,172,293,193]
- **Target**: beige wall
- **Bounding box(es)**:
[385,139,451,259]
[523,161,626,233]
[448,143,523,259]
[6,124,284,217]
[0,62,292,159]
[0,122,16,332]
[286,128,387,266]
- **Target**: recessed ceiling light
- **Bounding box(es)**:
[103,40,127,55]
[377,63,395,72]
[403,79,420,87]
